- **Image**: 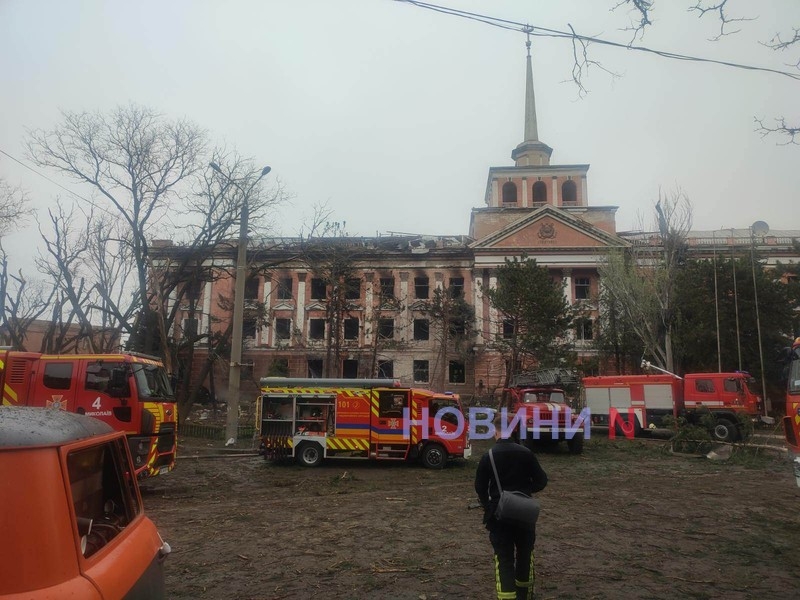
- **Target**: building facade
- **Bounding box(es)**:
[151,45,799,405]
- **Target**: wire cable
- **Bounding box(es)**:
[0,147,96,204]
[396,0,800,82]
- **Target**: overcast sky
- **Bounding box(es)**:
[1,0,798,272]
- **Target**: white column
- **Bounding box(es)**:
[202,280,213,340]
[491,180,499,207]
[167,289,177,337]
[295,273,306,346]
[562,269,575,342]
[581,175,588,206]
[562,268,573,305]
[521,178,528,207]
[364,272,374,345]
[551,176,559,206]
[488,274,498,340]
[473,270,484,345]
[261,278,273,346]
[399,272,409,342]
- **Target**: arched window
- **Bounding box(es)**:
[532,181,547,205]
[562,180,577,205]
[502,182,518,205]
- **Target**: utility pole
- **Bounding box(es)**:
[209,162,271,445]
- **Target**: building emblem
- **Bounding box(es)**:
[538,222,556,240]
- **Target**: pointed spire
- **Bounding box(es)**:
[511,29,553,167]
[524,36,539,142]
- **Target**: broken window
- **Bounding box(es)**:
[276,277,293,300]
[413,319,429,341]
[448,361,466,384]
[310,278,326,300]
[380,277,395,300]
[275,318,291,340]
[377,360,394,379]
[344,318,359,340]
[378,318,394,339]
[244,277,259,301]
[413,360,429,383]
[309,319,325,340]
[414,276,429,299]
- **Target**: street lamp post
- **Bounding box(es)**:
[209,161,271,445]
[750,220,769,416]
[712,229,722,372]
[730,228,743,372]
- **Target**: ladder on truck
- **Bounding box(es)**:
[510,368,579,388]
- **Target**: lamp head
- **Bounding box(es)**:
[751,221,769,236]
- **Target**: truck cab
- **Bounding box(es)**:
[0,407,170,599]
[0,351,177,477]
[506,384,585,454]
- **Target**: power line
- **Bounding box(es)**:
[0,147,95,204]
[396,0,800,82]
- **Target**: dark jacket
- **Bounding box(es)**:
[474,439,548,524]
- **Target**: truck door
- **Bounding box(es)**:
[720,376,754,411]
[31,360,77,411]
[78,361,136,434]
[370,389,410,459]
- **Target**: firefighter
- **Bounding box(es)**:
[474,413,548,600]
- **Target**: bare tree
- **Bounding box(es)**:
[599,188,692,371]
[27,104,207,351]
[299,224,362,378]
[613,1,798,141]
[0,179,30,235]
[423,285,476,393]
[35,202,100,350]
[0,255,57,349]
[147,153,286,419]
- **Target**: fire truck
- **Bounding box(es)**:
[504,369,585,454]
[782,337,800,455]
[0,349,177,477]
[584,363,763,443]
[257,377,471,468]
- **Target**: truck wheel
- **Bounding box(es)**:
[712,418,738,443]
[296,442,323,467]
[567,432,584,455]
[421,443,446,469]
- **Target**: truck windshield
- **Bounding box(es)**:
[133,364,174,401]
[522,391,566,404]
[429,397,462,425]
[789,358,800,395]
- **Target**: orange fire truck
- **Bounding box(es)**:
[0,349,177,477]
[783,338,800,455]
[257,377,471,468]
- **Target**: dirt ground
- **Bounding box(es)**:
[142,433,800,600]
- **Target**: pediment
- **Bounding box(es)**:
[470,206,627,250]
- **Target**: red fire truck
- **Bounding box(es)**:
[257,377,471,468]
[584,364,763,442]
[0,349,177,477]
[503,369,586,454]
[782,338,800,455]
